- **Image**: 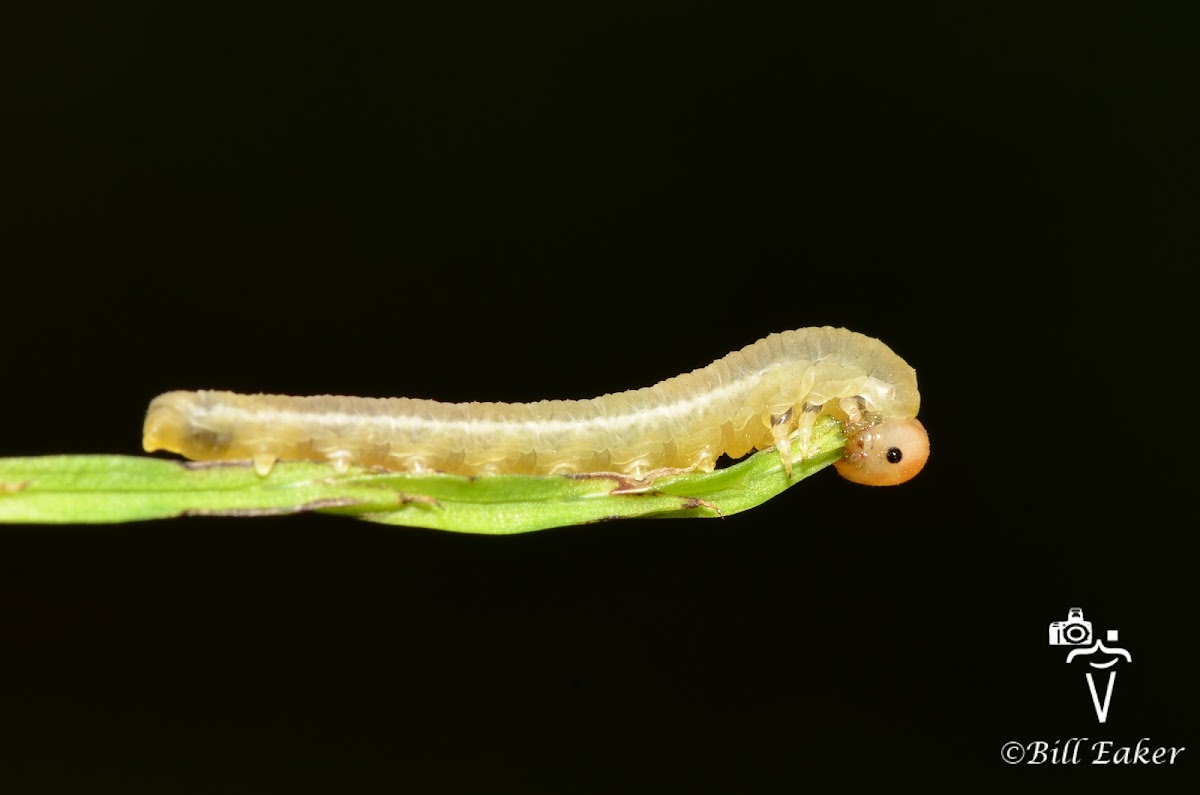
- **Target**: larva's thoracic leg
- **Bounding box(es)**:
[795,401,824,459]
[839,396,882,440]
[769,408,796,477]
[770,402,828,478]
[839,396,867,426]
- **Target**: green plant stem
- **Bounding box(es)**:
[0,417,846,533]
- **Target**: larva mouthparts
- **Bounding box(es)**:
[143,326,928,486]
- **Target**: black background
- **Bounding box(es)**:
[2,2,1195,791]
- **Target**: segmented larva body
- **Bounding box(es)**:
[143,326,928,485]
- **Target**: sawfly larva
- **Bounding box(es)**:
[143,326,928,485]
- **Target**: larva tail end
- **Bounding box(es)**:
[142,392,192,454]
[834,418,928,486]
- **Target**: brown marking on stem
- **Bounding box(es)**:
[677,496,723,516]
[566,465,695,494]
[184,496,366,517]
[181,459,255,471]
[396,493,441,507]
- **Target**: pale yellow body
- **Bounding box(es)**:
[143,326,924,481]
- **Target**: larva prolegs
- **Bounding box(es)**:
[252,453,278,477]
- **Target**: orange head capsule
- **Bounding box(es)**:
[834,418,929,486]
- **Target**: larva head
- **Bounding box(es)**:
[834,418,928,486]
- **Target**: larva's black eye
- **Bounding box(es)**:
[834,419,929,486]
